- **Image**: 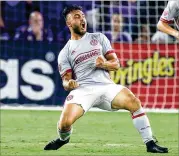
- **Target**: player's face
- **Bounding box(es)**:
[67,10,87,35]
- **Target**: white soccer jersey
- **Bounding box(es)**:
[58,32,115,86]
[160,1,179,30]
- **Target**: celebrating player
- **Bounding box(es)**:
[157,1,179,39]
[44,5,168,153]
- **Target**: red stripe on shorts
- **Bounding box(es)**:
[132,113,145,119]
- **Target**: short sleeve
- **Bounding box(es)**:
[99,33,115,56]
[160,1,177,23]
[58,49,72,77]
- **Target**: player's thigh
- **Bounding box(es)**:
[64,86,100,113]
[111,88,141,112]
[59,86,99,128]
[95,84,124,111]
[59,103,84,129]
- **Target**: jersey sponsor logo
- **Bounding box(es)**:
[74,49,100,65]
[90,39,98,46]
[66,95,73,101]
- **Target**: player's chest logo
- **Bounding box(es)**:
[90,39,98,46]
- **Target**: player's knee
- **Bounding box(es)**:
[134,97,141,107]
[126,95,141,112]
[131,97,141,112]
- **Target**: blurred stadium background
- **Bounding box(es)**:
[1,0,178,110]
[0,1,178,156]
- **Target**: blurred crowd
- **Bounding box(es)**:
[0,0,176,43]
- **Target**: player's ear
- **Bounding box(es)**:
[66,14,72,27]
[66,20,71,27]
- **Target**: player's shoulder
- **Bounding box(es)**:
[58,41,70,58]
[87,32,107,41]
[167,1,179,9]
[87,32,104,37]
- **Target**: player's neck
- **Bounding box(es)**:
[71,32,86,40]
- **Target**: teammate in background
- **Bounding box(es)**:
[44,5,168,153]
[157,1,179,39]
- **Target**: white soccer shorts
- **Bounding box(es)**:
[64,83,125,113]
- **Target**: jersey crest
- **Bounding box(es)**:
[90,39,98,46]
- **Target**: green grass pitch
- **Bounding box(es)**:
[0,110,178,156]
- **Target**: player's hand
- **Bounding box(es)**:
[176,31,179,40]
[67,79,79,90]
[95,56,106,68]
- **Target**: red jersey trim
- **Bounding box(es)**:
[160,18,173,24]
[105,50,115,56]
[61,69,72,77]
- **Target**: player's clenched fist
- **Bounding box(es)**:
[95,55,106,68]
[68,79,79,89]
[63,79,79,91]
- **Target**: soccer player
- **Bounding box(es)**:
[44,5,168,153]
[157,1,179,39]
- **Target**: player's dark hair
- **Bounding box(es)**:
[62,4,83,20]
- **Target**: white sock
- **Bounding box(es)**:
[57,121,73,141]
[57,127,73,141]
[132,107,153,144]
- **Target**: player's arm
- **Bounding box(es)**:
[95,52,120,71]
[157,20,179,39]
[58,50,79,91]
[62,71,79,91]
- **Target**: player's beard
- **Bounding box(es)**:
[73,25,86,36]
